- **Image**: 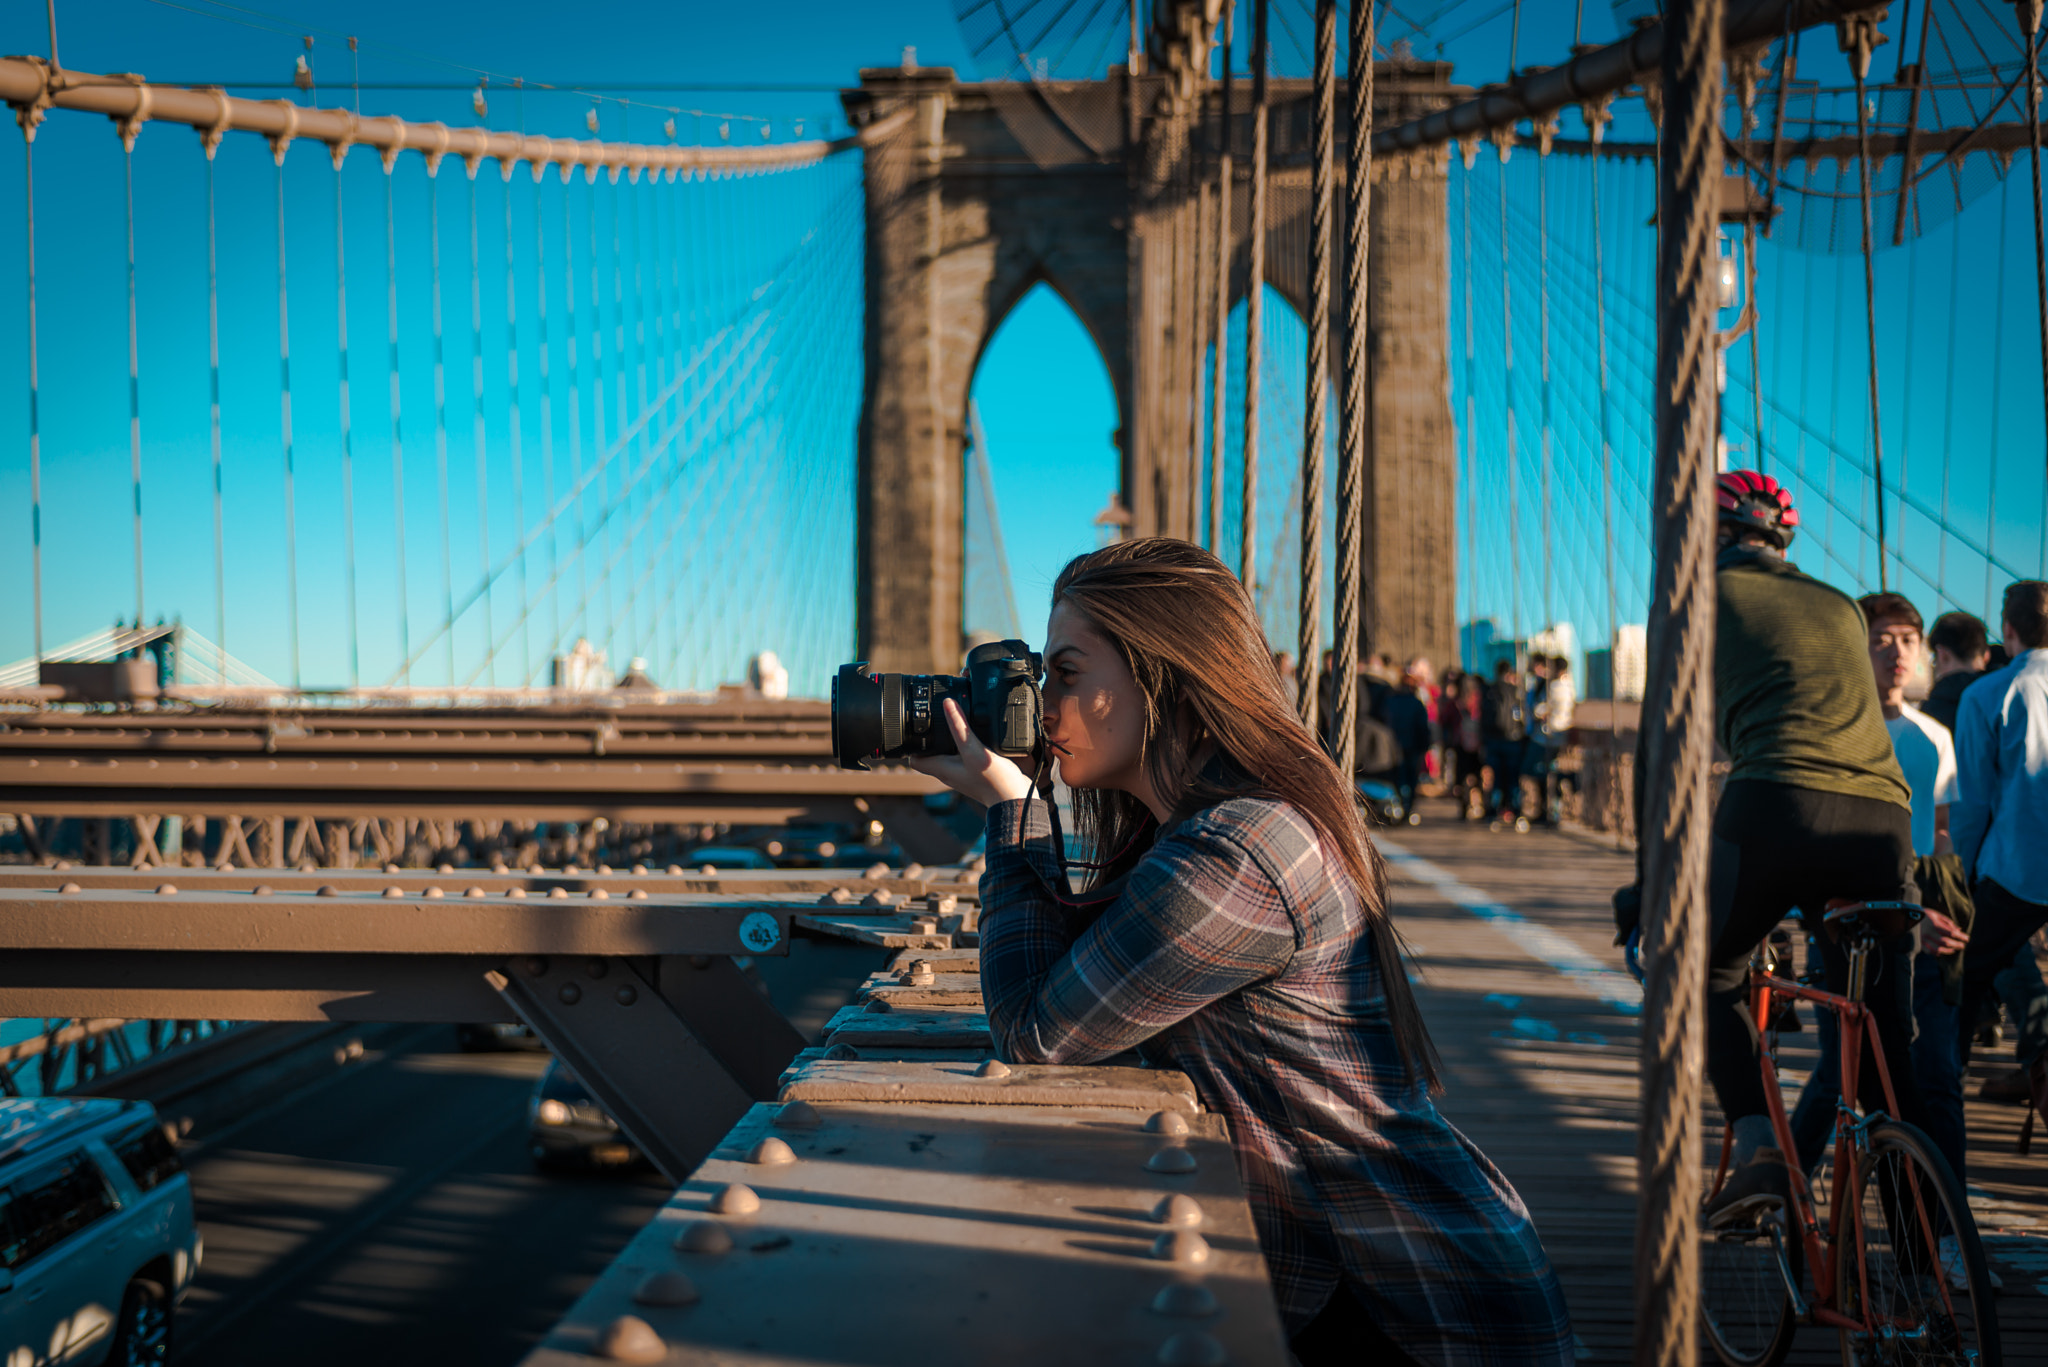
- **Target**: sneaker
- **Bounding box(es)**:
[1980,1065,2037,1105]
[1939,1235,2004,1292]
[1705,1148,1791,1228]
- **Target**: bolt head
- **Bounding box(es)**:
[974,1058,1012,1079]
[615,985,637,1006]
[746,1136,796,1167]
[1145,1145,1198,1175]
[156,883,179,896]
[251,885,275,897]
[1152,1229,1211,1264]
[526,957,549,977]
[674,1220,734,1254]
[1155,1329,1228,1365]
[774,1100,822,1130]
[631,1270,699,1308]
[315,884,339,897]
[424,887,445,899]
[1144,1111,1191,1136]
[58,883,82,894]
[1150,1282,1220,1318]
[587,958,609,979]
[1153,1193,1204,1228]
[709,1182,760,1215]
[595,1314,667,1364]
[558,982,582,1005]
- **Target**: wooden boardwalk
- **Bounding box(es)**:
[1382,803,2046,1364]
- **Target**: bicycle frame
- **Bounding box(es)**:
[1704,943,1961,1339]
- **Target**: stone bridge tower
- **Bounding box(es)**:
[842,58,1461,674]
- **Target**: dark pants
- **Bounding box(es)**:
[1960,878,2048,1068]
[1790,950,1965,1184]
[1290,1286,1425,1367]
[1706,781,1927,1140]
[1484,739,1523,817]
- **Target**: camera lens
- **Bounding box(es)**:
[831,664,887,771]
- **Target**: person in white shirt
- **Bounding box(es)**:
[1790,592,1983,1286]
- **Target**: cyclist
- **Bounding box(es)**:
[1618,472,1927,1224]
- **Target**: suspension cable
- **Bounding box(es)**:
[1300,0,1335,730]
[1535,134,1555,637]
[1936,202,1962,606]
[590,171,610,658]
[1461,144,1478,666]
[1211,2,1233,557]
[1588,115,1621,813]
[563,169,587,649]
[1744,221,1766,475]
[2023,1,2048,458]
[1497,140,1522,668]
[534,160,557,659]
[611,170,630,662]
[276,152,301,688]
[1988,172,2011,598]
[124,135,145,630]
[504,162,528,685]
[206,141,225,668]
[1848,26,1888,590]
[468,165,493,683]
[335,148,359,687]
[22,121,43,661]
[383,150,409,685]
[1333,0,1373,777]
[1242,0,1269,597]
[430,166,456,685]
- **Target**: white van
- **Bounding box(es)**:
[0,1098,201,1366]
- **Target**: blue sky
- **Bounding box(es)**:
[0,1,2039,692]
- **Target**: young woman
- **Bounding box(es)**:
[911,539,1573,1367]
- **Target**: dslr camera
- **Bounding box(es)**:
[831,640,1043,771]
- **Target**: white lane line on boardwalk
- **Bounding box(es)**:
[1379,838,1642,1017]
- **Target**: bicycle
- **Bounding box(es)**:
[1698,900,2001,1367]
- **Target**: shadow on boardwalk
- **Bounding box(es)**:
[1382,800,2046,1365]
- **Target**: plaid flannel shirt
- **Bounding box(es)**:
[980,795,1574,1367]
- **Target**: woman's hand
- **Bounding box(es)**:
[907,698,1038,808]
[1918,907,1969,957]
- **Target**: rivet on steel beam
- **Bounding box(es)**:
[424,887,445,899]
[1144,1112,1191,1136]
[975,1059,1012,1079]
[615,986,637,1006]
[823,1043,860,1061]
[664,864,683,875]
[252,885,275,896]
[549,887,569,899]
[437,863,455,874]
[674,1220,734,1254]
[1146,1147,1198,1175]
[774,1100,822,1130]
[59,883,82,894]
[863,863,888,879]
[587,958,609,979]
[526,958,549,977]
[596,864,613,874]
[346,1039,364,1059]
[383,863,401,873]
[155,883,179,895]
[629,888,648,900]
[709,1183,760,1215]
[746,1137,796,1166]
[818,888,853,905]
[1153,1194,1205,1228]
[699,864,717,875]
[632,1271,699,1308]
[595,1314,667,1364]
[53,860,72,871]
[491,862,510,873]
[1152,1230,1211,1264]
[509,888,528,899]
[381,886,404,898]
[466,886,487,898]
[864,998,891,1014]
[1156,1329,1229,1365]
[859,890,901,908]
[631,863,648,875]
[564,864,581,874]
[902,863,926,879]
[558,983,582,1005]
[589,888,610,900]
[1150,1283,1220,1318]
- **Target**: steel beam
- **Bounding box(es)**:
[1370,0,1890,153]
[0,866,967,895]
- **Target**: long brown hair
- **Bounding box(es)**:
[1051,537,1441,1089]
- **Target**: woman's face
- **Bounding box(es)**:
[1039,601,1147,793]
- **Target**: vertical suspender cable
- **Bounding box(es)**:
[431,164,456,686]
[469,166,493,683]
[590,172,611,658]
[564,170,587,650]
[1536,143,1555,637]
[1192,180,1212,543]
[276,151,302,689]
[1846,24,1888,590]
[504,162,528,685]
[1497,144,1521,666]
[335,148,359,688]
[1588,106,1622,834]
[206,142,225,668]
[627,168,650,660]
[383,151,409,686]
[1745,223,1766,473]
[1210,3,1234,558]
[1333,0,1374,777]
[1987,175,2011,598]
[1461,146,1478,666]
[1299,0,1334,730]
[1636,0,1723,1349]
[2019,0,2048,456]
[124,137,145,630]
[1242,0,1269,598]
[1935,216,1961,605]
[22,120,44,661]
[535,161,558,662]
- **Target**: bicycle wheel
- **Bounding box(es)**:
[1836,1120,2001,1367]
[1701,1193,1802,1367]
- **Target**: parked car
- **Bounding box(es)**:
[684,845,776,871]
[0,1096,201,1366]
[527,1060,641,1172]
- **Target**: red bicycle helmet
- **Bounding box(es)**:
[1716,470,1799,549]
